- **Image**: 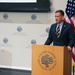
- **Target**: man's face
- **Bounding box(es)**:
[55,12,64,24]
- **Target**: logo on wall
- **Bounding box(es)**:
[3,38,8,44]
[31,39,36,44]
[46,27,50,33]
[17,26,22,32]
[3,14,8,19]
[31,14,37,20]
[38,51,56,71]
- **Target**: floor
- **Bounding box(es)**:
[0,68,74,75]
[0,68,31,75]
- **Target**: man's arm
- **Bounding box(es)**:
[67,24,74,50]
[44,26,53,45]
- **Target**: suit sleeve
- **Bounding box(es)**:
[44,26,53,45]
[68,24,74,48]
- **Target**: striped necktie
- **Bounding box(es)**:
[56,25,60,38]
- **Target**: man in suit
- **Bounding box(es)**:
[45,10,74,51]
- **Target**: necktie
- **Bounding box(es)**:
[56,25,60,38]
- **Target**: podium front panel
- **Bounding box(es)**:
[32,45,67,75]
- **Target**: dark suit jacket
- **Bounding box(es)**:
[45,22,74,48]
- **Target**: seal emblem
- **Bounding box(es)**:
[38,51,56,70]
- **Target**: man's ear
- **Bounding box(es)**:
[62,16,64,20]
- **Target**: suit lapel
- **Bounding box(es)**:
[54,23,57,37]
[54,23,57,32]
[61,22,66,36]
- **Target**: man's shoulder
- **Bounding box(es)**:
[64,22,74,30]
[64,22,72,26]
[51,23,57,27]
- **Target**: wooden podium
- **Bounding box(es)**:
[32,44,72,75]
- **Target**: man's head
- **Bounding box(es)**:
[55,10,64,24]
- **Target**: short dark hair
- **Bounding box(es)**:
[55,10,64,16]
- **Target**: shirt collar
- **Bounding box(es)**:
[57,21,64,26]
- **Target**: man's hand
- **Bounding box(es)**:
[67,46,72,51]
